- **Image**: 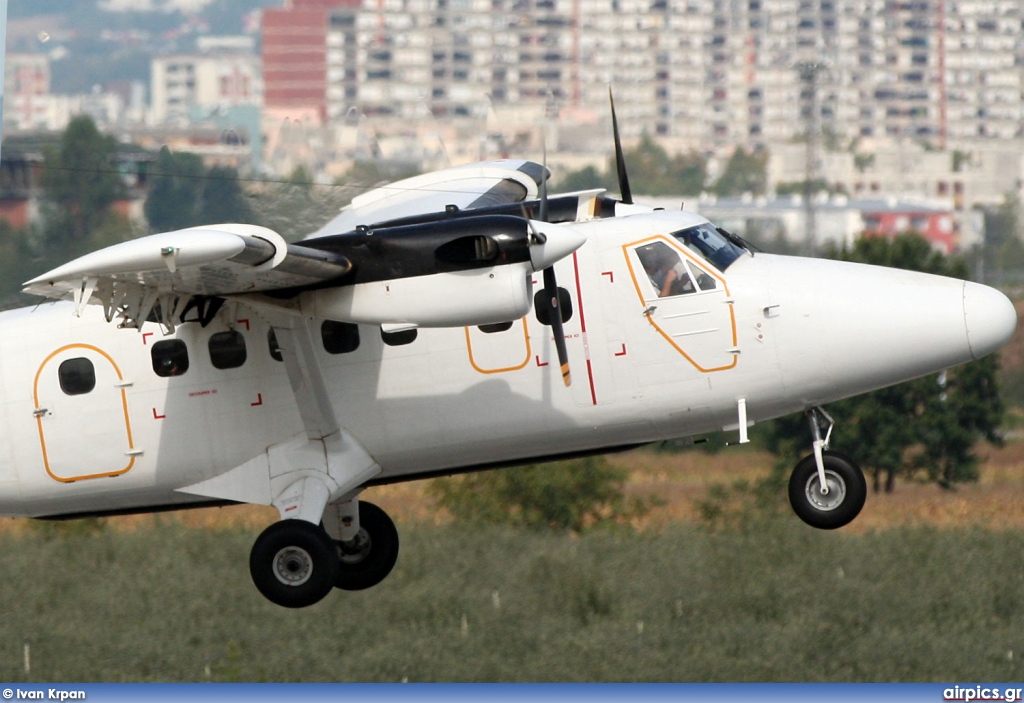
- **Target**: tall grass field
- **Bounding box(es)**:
[0,516,1021,682]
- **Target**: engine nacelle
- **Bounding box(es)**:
[300,261,534,328]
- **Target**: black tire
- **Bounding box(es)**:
[788,450,866,530]
[250,520,340,608]
[334,501,400,591]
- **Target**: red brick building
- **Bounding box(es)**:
[262,0,358,123]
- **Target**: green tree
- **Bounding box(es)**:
[775,178,844,197]
[711,147,768,197]
[978,195,1024,285]
[761,232,1004,492]
[555,164,609,192]
[429,456,654,532]
[40,115,123,242]
[607,134,706,196]
[557,136,705,196]
[144,147,205,232]
[199,166,256,225]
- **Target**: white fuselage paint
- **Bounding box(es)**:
[0,210,1014,517]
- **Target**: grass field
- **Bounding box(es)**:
[0,514,1023,682]
[0,438,1022,683]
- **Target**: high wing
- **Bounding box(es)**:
[22,223,352,329]
[21,160,585,332]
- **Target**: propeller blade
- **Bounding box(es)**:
[537,137,569,385]
[543,265,571,387]
[609,87,633,205]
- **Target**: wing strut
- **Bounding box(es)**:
[177,310,380,525]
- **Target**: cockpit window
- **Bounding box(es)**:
[671,223,747,271]
[636,242,697,297]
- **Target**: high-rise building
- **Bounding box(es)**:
[263,0,361,122]
[264,0,1024,151]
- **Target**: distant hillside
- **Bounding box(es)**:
[6,0,277,95]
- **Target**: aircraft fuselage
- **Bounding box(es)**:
[0,208,1013,519]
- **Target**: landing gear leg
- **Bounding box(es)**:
[323,498,400,591]
[788,407,867,530]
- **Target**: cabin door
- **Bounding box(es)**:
[625,237,738,373]
[33,344,137,483]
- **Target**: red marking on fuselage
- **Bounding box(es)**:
[251,393,263,407]
[602,271,614,283]
[572,252,598,406]
[237,319,250,331]
[152,408,165,420]
[615,343,627,357]
[142,332,153,346]
[535,356,549,368]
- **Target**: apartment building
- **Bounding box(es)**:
[5,53,50,132]
[150,52,262,125]
[255,0,1021,151]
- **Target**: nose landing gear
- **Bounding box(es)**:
[788,407,866,529]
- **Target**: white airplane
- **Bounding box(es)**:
[5,125,1017,608]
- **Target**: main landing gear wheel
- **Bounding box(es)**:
[334,500,399,591]
[250,520,340,608]
[788,451,866,530]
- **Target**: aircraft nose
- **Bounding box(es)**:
[963,281,1017,360]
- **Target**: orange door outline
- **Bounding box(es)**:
[33,343,136,483]
[622,235,738,373]
[464,319,532,374]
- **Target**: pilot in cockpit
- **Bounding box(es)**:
[638,243,695,298]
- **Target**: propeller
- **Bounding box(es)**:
[609,87,633,205]
[525,142,573,387]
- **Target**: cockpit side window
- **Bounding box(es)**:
[671,223,746,271]
[687,261,717,291]
[635,241,697,298]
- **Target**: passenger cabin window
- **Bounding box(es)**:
[381,327,417,346]
[534,287,573,325]
[152,339,189,377]
[209,331,247,370]
[59,357,96,395]
[671,223,746,271]
[321,321,360,354]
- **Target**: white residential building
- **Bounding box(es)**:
[150,52,262,125]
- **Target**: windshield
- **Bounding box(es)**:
[671,223,747,271]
